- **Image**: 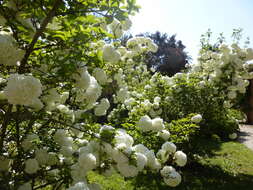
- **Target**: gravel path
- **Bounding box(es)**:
[238,125,253,151]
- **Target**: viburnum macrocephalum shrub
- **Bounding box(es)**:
[0,0,188,189]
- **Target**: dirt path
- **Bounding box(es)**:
[238,125,253,151]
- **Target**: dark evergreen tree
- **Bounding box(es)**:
[142,31,190,76]
[121,31,190,76]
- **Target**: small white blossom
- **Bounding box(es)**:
[191,114,202,123]
[18,183,32,190]
[25,158,39,174]
[103,44,121,63]
[229,133,237,140]
[174,151,187,167]
[163,171,182,187]
[4,74,42,107]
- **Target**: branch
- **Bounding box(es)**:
[18,0,63,74]
[0,105,13,152]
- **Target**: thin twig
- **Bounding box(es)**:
[18,0,63,74]
[0,104,13,152]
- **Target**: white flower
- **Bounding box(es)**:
[141,99,152,109]
[121,18,132,31]
[227,90,237,99]
[124,97,135,107]
[47,152,58,166]
[78,153,97,171]
[35,149,49,165]
[163,171,182,187]
[57,104,70,114]
[93,68,108,85]
[21,133,39,151]
[132,144,149,154]
[160,166,176,177]
[137,115,153,131]
[4,74,42,106]
[18,183,32,190]
[94,98,110,116]
[116,87,130,103]
[0,156,10,171]
[158,130,170,141]
[103,44,121,63]
[84,76,102,105]
[135,152,147,171]
[60,146,74,157]
[117,163,138,177]
[25,158,39,174]
[54,129,67,144]
[191,114,202,123]
[73,67,91,90]
[109,19,123,38]
[112,149,129,164]
[67,182,90,190]
[156,149,169,163]
[0,31,24,66]
[174,151,187,167]
[115,129,134,148]
[161,142,177,153]
[154,96,161,103]
[151,118,165,132]
[146,150,161,170]
[229,133,237,140]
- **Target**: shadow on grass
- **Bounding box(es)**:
[132,138,253,190]
[177,161,253,190]
[131,161,253,190]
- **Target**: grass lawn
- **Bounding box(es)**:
[88,140,253,190]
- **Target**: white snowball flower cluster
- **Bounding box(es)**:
[191,114,202,123]
[126,37,158,54]
[93,68,108,85]
[25,158,39,174]
[54,129,74,157]
[161,166,182,187]
[156,142,177,163]
[71,141,100,182]
[4,74,43,108]
[18,183,32,190]
[84,76,102,106]
[108,18,132,38]
[21,133,39,151]
[137,115,165,132]
[112,130,160,176]
[191,43,253,107]
[94,98,110,116]
[158,130,171,141]
[73,67,91,90]
[102,44,121,63]
[42,88,69,111]
[174,151,187,167]
[78,153,97,171]
[67,182,90,190]
[228,133,237,140]
[74,67,102,108]
[114,87,130,103]
[0,31,24,66]
[35,148,58,166]
[0,156,11,171]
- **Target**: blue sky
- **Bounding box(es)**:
[130,0,253,62]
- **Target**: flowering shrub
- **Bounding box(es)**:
[0,1,253,190]
[0,1,188,189]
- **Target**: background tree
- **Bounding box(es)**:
[122,31,191,76]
